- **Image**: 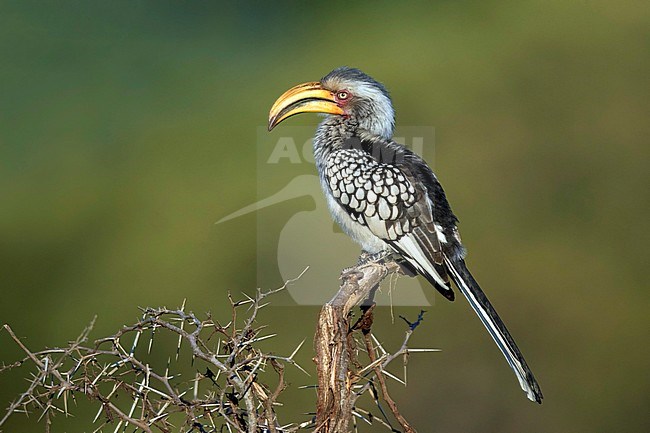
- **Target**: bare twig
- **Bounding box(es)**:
[363,330,416,433]
[1,270,311,433]
[2,261,435,433]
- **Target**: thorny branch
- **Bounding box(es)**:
[2,259,438,433]
[0,270,311,433]
[314,256,438,433]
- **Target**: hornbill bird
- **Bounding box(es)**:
[268,67,543,403]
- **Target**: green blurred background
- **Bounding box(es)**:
[1,1,648,432]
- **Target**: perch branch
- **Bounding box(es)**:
[314,258,401,433]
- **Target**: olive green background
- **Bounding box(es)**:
[1,1,648,432]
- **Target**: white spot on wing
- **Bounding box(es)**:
[366,214,389,239]
[434,224,448,243]
[378,199,391,220]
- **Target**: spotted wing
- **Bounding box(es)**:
[325,148,455,300]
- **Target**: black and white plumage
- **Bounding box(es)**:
[268,66,543,403]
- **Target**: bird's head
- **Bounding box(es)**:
[268,67,395,139]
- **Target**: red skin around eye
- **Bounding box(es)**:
[332,91,352,118]
[334,91,351,106]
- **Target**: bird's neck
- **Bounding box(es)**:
[313,115,392,176]
[314,114,392,148]
[355,105,395,141]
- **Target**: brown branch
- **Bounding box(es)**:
[263,359,286,433]
[0,271,311,433]
[1,324,75,425]
[1,264,432,433]
[101,399,154,433]
[314,258,400,433]
[363,332,417,433]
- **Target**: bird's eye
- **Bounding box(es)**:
[336,91,349,100]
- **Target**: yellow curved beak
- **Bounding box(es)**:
[268,81,344,131]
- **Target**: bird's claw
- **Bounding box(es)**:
[357,250,392,266]
[341,251,393,280]
[340,267,364,280]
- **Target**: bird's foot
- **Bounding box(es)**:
[340,266,364,280]
[341,251,393,279]
[357,250,392,266]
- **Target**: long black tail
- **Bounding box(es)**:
[444,255,543,403]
